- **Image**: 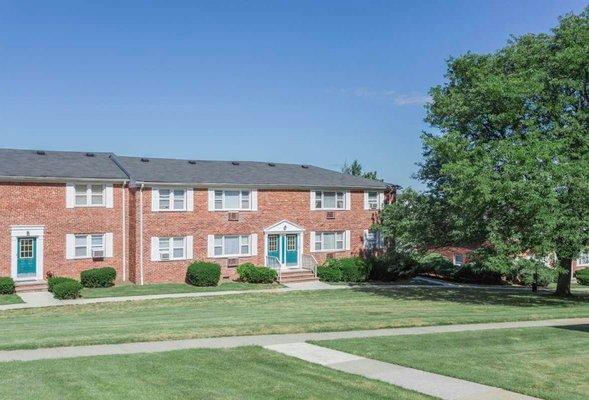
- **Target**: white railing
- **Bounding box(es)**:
[302,254,318,277]
[265,255,282,282]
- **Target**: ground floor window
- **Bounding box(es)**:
[159,237,186,260]
[314,231,344,251]
[578,251,589,266]
[214,235,251,257]
[74,234,105,258]
[453,253,465,266]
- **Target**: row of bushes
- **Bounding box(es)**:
[576,269,589,286]
[46,266,117,300]
[186,261,277,286]
[317,257,371,283]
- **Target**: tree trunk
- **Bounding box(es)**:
[555,257,573,296]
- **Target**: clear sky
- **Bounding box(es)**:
[0,1,586,188]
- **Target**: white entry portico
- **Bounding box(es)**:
[264,220,304,269]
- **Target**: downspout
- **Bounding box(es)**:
[139,183,145,285]
[121,180,127,282]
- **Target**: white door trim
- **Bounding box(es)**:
[11,225,45,281]
[264,232,303,270]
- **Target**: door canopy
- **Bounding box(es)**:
[264,220,305,234]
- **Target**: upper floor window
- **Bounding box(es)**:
[214,190,251,211]
[578,252,589,266]
[75,184,105,207]
[314,191,346,210]
[159,189,186,211]
[364,191,384,210]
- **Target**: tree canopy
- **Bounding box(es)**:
[341,159,380,180]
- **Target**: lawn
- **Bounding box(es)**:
[315,325,589,400]
[0,288,587,350]
[0,347,431,400]
[81,282,282,298]
[0,294,22,305]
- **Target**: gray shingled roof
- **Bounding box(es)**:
[0,149,128,180]
[0,148,391,189]
[117,156,389,189]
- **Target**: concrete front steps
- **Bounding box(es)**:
[280,269,318,284]
[15,280,48,293]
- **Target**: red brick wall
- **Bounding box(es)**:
[0,182,126,281]
[429,246,476,265]
[130,188,380,283]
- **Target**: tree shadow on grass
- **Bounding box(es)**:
[350,286,589,308]
[553,324,589,333]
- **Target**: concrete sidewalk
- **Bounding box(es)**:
[265,342,539,400]
[0,317,586,362]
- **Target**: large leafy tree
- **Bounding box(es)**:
[417,8,589,295]
[342,159,380,180]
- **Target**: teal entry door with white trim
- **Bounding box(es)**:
[17,237,37,278]
[267,234,299,268]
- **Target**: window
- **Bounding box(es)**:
[315,191,346,210]
[158,189,186,211]
[74,184,105,207]
[158,237,186,260]
[19,239,34,258]
[214,190,251,210]
[578,252,589,266]
[286,235,296,251]
[268,235,278,252]
[365,231,383,249]
[367,192,379,210]
[454,253,465,266]
[315,232,345,251]
[214,235,251,256]
[74,234,104,258]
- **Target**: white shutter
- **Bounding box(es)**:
[310,231,316,252]
[104,233,114,257]
[310,191,316,210]
[379,192,385,209]
[186,188,194,211]
[208,189,215,211]
[150,237,159,261]
[207,235,215,257]
[251,189,258,211]
[251,234,258,256]
[363,192,369,210]
[105,184,114,208]
[345,230,351,250]
[151,188,159,211]
[363,229,369,249]
[186,235,194,259]
[345,191,351,210]
[66,183,75,208]
[66,234,76,259]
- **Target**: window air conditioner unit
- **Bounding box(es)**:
[326,211,335,219]
[160,253,170,261]
[228,212,239,221]
[227,258,239,267]
[369,203,378,210]
[91,250,105,260]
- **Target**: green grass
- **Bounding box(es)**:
[0,294,22,305]
[0,347,431,400]
[81,282,282,298]
[0,287,588,350]
[315,325,589,400]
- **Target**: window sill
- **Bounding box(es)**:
[208,254,252,259]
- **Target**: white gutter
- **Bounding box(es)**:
[133,182,389,190]
[139,184,144,285]
[0,176,127,183]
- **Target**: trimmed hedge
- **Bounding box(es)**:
[508,259,556,287]
[53,280,83,300]
[48,276,78,292]
[186,262,221,286]
[0,277,15,295]
[80,267,116,288]
[237,263,277,283]
[575,268,589,286]
[317,257,371,283]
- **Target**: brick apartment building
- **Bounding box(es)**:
[0,149,393,285]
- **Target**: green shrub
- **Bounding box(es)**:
[48,276,78,292]
[0,277,15,295]
[508,259,556,287]
[53,280,83,300]
[418,253,456,277]
[186,262,221,286]
[237,263,277,283]
[367,251,419,282]
[575,268,589,286]
[317,266,343,282]
[454,262,503,285]
[80,267,116,288]
[317,257,370,283]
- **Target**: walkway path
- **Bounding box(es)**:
[266,342,539,400]
[0,317,586,362]
[2,280,552,311]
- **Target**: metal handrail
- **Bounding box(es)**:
[265,255,282,282]
[302,254,319,277]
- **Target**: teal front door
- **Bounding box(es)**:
[284,234,298,267]
[17,237,37,278]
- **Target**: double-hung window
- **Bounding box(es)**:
[367,192,379,210]
[74,184,105,207]
[74,234,104,258]
[315,232,345,252]
[315,191,345,210]
[578,251,589,266]
[365,230,383,249]
[159,189,186,211]
[214,190,251,211]
[453,254,465,266]
[214,235,250,256]
[158,237,186,260]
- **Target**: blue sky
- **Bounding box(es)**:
[0,1,586,188]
